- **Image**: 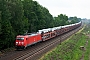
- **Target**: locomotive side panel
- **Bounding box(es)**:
[36,34,42,42]
[26,36,35,46]
[26,34,42,46]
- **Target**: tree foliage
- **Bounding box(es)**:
[68,16,81,24]
[54,14,68,26]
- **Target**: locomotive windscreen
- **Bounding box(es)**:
[16,37,24,40]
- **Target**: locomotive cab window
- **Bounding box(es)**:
[16,37,24,40]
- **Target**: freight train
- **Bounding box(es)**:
[15,21,82,49]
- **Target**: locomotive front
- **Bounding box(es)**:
[15,36,26,49]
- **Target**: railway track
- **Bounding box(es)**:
[0,25,83,60]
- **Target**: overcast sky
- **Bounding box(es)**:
[34,0,90,19]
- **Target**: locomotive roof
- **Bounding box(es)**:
[17,33,39,38]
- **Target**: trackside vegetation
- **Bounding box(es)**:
[40,22,90,60]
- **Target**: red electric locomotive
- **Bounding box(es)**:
[15,33,42,49]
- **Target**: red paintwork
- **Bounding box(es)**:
[15,33,42,48]
[25,34,42,46]
[15,36,26,47]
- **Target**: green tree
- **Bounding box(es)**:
[68,16,81,24]
[54,14,68,26]
[0,11,1,35]
[10,0,24,35]
[0,0,15,49]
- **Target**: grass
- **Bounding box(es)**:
[84,39,90,60]
[39,24,90,60]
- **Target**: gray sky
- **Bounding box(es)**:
[34,0,90,19]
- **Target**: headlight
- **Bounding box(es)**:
[16,42,18,45]
[22,42,24,45]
